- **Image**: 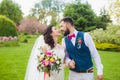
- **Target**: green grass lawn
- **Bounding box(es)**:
[0,35,120,80]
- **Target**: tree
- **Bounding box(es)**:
[100,8,111,23]
[109,0,120,25]
[96,8,111,30]
[0,0,23,25]
[63,1,97,31]
[0,15,18,36]
[18,16,47,34]
[30,0,64,25]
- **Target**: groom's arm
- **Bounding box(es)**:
[84,33,103,80]
[62,38,75,69]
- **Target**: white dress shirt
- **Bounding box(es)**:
[62,30,103,75]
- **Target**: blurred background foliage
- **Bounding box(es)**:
[0,0,120,50]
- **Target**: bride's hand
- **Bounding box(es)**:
[63,63,67,68]
[68,60,75,69]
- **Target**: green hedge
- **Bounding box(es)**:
[95,42,120,51]
[90,24,120,45]
[0,41,19,47]
[0,15,18,36]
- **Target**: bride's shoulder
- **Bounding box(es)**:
[56,44,64,49]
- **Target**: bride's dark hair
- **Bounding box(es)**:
[43,25,55,49]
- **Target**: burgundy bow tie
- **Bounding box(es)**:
[68,33,75,40]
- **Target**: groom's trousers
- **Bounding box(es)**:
[69,70,94,80]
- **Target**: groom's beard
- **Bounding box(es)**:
[64,28,70,36]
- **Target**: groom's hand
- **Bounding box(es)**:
[97,75,103,80]
[68,60,75,69]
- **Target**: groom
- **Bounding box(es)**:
[60,17,103,80]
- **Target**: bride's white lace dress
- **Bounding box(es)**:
[24,35,65,80]
[46,43,65,80]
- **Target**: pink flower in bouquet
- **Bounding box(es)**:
[42,60,50,66]
[45,51,52,56]
[37,50,61,75]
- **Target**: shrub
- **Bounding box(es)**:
[95,42,120,51]
[22,38,28,43]
[0,41,19,47]
[24,32,28,35]
[0,36,19,47]
[26,35,32,38]
[90,24,120,45]
[0,15,18,36]
[18,34,28,43]
[18,17,47,34]
[89,24,120,51]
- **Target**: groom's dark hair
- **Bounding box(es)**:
[60,17,74,26]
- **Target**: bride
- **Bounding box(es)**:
[24,25,65,80]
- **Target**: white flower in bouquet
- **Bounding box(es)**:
[56,61,60,64]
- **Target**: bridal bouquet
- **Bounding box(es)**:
[37,50,62,76]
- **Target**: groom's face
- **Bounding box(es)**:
[60,21,70,36]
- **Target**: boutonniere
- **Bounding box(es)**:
[77,38,82,44]
[77,37,82,49]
